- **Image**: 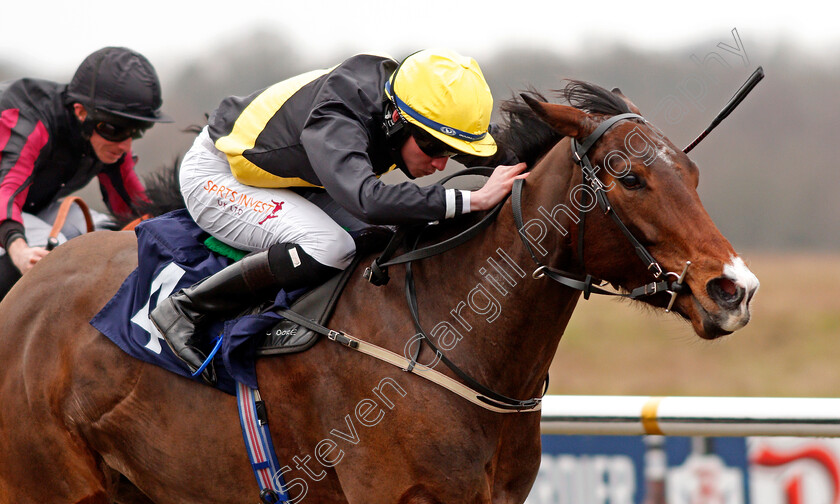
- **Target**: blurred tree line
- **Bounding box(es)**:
[3,31,838,251]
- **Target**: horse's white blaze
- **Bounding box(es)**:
[720,255,760,331]
[725,256,760,293]
[656,145,677,167]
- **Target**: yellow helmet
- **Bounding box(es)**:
[386,49,497,157]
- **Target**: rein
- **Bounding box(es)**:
[351,113,693,414]
[45,197,152,250]
[363,167,500,285]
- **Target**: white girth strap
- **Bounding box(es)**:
[335,332,542,414]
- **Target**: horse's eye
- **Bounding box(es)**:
[620,172,644,190]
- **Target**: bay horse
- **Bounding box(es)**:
[0,81,758,504]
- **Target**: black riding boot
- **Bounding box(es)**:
[149,243,339,385]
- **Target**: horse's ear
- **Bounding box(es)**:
[521,93,596,139]
[611,87,642,115]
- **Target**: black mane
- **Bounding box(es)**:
[107,157,186,229]
[494,87,561,167]
[493,80,630,166]
[560,79,632,116]
[135,157,187,218]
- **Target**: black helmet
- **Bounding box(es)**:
[68,47,172,124]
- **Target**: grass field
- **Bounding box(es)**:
[546,252,840,398]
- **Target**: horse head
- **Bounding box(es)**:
[516,81,758,339]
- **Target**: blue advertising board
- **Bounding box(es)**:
[529,435,750,504]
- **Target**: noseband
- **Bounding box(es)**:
[512,112,690,310]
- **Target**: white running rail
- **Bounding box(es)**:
[540,395,840,437]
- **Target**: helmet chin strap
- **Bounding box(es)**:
[80,118,95,140]
[381,100,415,179]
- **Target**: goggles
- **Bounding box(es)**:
[412,126,461,158]
[93,121,146,142]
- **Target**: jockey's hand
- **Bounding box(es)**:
[470,162,529,212]
[7,237,48,274]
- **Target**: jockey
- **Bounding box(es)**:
[0,46,172,300]
[149,49,528,384]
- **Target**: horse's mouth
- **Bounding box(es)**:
[662,286,741,340]
[688,294,746,340]
[648,260,758,340]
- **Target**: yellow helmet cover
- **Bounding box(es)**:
[386,48,497,157]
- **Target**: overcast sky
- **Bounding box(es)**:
[2,0,837,80]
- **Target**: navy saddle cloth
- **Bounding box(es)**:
[91,209,363,395]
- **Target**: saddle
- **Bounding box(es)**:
[247,227,391,356]
[256,255,360,355]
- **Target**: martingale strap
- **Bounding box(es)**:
[360,166,545,411]
[236,382,290,503]
[402,229,545,411]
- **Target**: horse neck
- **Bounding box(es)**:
[414,141,583,399]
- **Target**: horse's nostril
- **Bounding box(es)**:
[719,278,737,296]
[707,277,745,309]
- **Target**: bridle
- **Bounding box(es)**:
[512,112,690,311]
[361,115,691,412]
[359,68,764,412]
